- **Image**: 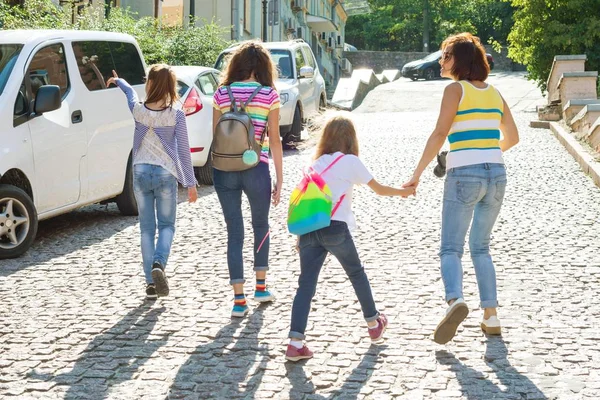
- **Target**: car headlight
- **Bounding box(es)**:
[280,93,289,105]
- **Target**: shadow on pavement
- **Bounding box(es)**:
[168,305,269,398]
[28,302,170,399]
[285,344,385,399]
[436,337,548,400]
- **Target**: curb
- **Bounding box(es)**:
[549,121,600,187]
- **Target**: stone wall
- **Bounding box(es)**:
[343,46,524,74]
[343,51,429,74]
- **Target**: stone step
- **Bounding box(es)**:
[557,71,598,110]
[547,55,587,104]
[570,104,600,137]
[563,99,600,123]
[586,119,600,152]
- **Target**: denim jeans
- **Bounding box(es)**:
[440,163,507,308]
[213,162,271,284]
[133,164,178,284]
[289,221,380,340]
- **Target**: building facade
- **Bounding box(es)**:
[115,0,348,91]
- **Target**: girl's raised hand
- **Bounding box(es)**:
[106,70,119,87]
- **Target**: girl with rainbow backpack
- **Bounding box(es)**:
[285,114,415,362]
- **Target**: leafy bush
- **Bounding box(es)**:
[0,0,230,67]
[508,0,600,93]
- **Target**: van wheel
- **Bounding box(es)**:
[319,95,327,112]
[286,105,302,143]
[0,184,38,259]
[116,156,138,216]
[195,157,214,185]
[424,68,435,81]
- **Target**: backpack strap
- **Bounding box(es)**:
[242,85,264,111]
[317,154,346,218]
[331,194,346,217]
[225,86,237,112]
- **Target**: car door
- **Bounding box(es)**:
[301,45,320,115]
[26,42,87,214]
[294,47,314,115]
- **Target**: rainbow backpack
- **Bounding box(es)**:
[287,154,346,236]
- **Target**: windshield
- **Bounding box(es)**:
[0,44,23,96]
[214,48,294,80]
[423,50,442,62]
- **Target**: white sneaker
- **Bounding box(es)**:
[433,298,469,345]
[481,316,502,335]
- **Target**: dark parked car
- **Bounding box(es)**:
[401,50,494,81]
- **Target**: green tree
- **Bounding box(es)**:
[345,0,514,52]
[0,0,230,67]
[508,0,600,92]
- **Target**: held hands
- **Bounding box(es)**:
[106,70,119,87]
[399,186,416,198]
[272,180,282,206]
[188,187,198,203]
[402,174,420,196]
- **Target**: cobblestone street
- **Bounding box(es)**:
[1,73,599,399]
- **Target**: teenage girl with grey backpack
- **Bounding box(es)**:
[211,40,283,318]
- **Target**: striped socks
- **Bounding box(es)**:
[234,293,247,307]
[256,279,266,292]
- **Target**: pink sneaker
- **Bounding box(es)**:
[285,344,314,362]
[368,314,388,343]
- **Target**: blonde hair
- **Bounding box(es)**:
[221,40,278,88]
[145,64,178,107]
[314,113,359,160]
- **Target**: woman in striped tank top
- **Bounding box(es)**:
[403,33,519,344]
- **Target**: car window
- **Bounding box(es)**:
[196,73,218,96]
[215,52,231,71]
[423,50,442,62]
[294,48,306,78]
[108,42,145,85]
[212,72,222,86]
[177,81,189,98]
[301,46,316,70]
[72,41,113,91]
[0,44,23,96]
[27,43,70,102]
[270,49,293,80]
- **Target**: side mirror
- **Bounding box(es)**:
[34,85,61,114]
[299,66,314,79]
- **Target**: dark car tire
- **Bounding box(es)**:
[410,77,418,81]
[195,157,214,186]
[115,155,138,216]
[424,68,436,81]
[0,184,38,259]
[489,62,495,70]
[285,104,302,143]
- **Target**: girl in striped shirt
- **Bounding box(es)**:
[212,41,283,318]
[403,33,519,344]
[108,65,198,300]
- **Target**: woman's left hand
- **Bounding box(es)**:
[272,180,282,206]
[188,187,198,203]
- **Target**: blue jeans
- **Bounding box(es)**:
[213,162,271,284]
[289,221,380,340]
[440,163,507,308]
[133,164,178,284]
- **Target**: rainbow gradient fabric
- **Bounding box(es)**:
[287,170,335,236]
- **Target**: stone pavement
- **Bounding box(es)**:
[1,73,599,399]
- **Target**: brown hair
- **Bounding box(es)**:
[314,113,359,160]
[145,64,178,107]
[441,32,490,81]
[221,40,277,88]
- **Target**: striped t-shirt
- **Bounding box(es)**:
[446,80,505,170]
[212,82,281,164]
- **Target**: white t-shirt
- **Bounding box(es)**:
[309,152,373,230]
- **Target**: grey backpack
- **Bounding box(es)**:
[211,86,266,171]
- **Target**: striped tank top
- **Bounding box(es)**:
[446,80,505,170]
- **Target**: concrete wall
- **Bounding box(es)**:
[344,46,523,74]
[343,51,428,74]
[120,0,154,17]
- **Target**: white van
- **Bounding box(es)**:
[0,30,147,259]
